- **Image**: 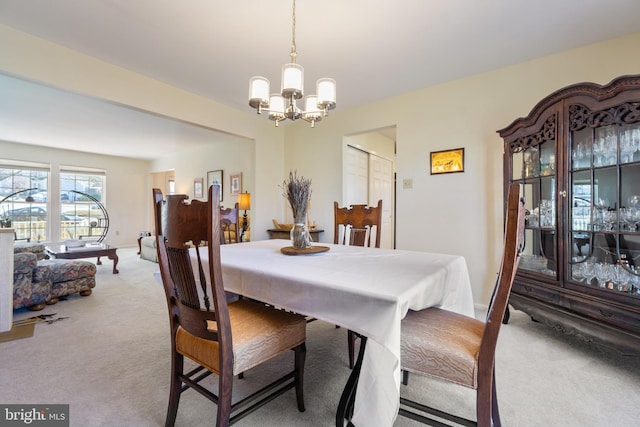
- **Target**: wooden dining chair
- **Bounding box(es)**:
[333,200,383,368]
[398,183,525,427]
[153,185,307,427]
[334,200,382,249]
[220,202,240,244]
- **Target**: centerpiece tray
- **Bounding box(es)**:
[280,245,330,255]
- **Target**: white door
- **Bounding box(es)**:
[369,154,394,249]
[344,146,368,205]
[344,145,395,249]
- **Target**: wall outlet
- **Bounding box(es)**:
[403,179,413,189]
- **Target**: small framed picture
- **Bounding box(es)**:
[193,178,203,198]
[230,172,242,196]
[207,170,223,201]
[430,148,465,175]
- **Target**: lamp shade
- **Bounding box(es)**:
[317,78,336,109]
[249,76,270,108]
[281,63,304,99]
[303,95,322,122]
[238,192,251,210]
[268,94,286,121]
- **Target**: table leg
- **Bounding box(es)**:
[108,253,119,274]
[96,256,102,265]
[336,335,367,427]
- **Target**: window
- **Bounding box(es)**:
[60,169,106,241]
[0,163,50,241]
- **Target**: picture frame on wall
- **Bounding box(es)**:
[230,172,242,196]
[193,177,203,198]
[430,148,465,175]
[207,170,223,201]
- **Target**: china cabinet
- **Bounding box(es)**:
[498,75,640,354]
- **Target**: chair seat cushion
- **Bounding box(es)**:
[401,307,484,389]
[176,299,306,375]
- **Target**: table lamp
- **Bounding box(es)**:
[237,192,251,241]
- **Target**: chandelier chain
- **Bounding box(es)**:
[290,0,297,62]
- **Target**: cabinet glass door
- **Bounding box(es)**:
[568,118,640,296]
[512,126,558,278]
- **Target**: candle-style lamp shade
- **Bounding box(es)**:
[237,192,251,241]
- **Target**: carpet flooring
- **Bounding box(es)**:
[1,247,639,426]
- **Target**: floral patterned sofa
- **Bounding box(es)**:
[13,244,97,311]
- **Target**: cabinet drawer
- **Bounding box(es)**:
[512,281,559,305]
[565,297,640,334]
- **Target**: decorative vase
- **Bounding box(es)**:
[290,217,312,249]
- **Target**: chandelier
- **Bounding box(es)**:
[248,0,336,127]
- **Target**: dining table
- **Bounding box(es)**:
[192,239,475,426]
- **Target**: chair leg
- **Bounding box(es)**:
[165,352,183,427]
[476,368,499,427]
[216,368,234,427]
[294,343,306,412]
[491,371,501,427]
[402,370,409,386]
[347,330,357,369]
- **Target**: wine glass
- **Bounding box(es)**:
[583,258,597,286]
[595,262,612,288]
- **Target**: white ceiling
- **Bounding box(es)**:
[2,0,640,159]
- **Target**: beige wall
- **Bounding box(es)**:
[0,24,286,242]
[2,23,639,304]
[285,32,640,303]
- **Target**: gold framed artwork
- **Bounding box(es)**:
[230,172,242,196]
[193,177,203,198]
[430,148,465,175]
[207,170,223,201]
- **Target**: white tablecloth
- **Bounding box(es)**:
[192,239,474,426]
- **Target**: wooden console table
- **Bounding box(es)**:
[267,228,324,241]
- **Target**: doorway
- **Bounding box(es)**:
[343,127,396,248]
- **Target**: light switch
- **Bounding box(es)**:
[403,179,413,189]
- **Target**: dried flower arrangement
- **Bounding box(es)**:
[281,170,312,222]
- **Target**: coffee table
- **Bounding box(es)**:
[46,243,119,274]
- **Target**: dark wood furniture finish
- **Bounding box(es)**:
[153,185,307,426]
[333,200,383,369]
[267,228,323,241]
[399,183,524,427]
[220,202,241,244]
[46,244,119,274]
[498,75,640,355]
[333,200,382,248]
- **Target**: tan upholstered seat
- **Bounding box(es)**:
[176,299,305,375]
[401,306,484,388]
[399,183,525,427]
